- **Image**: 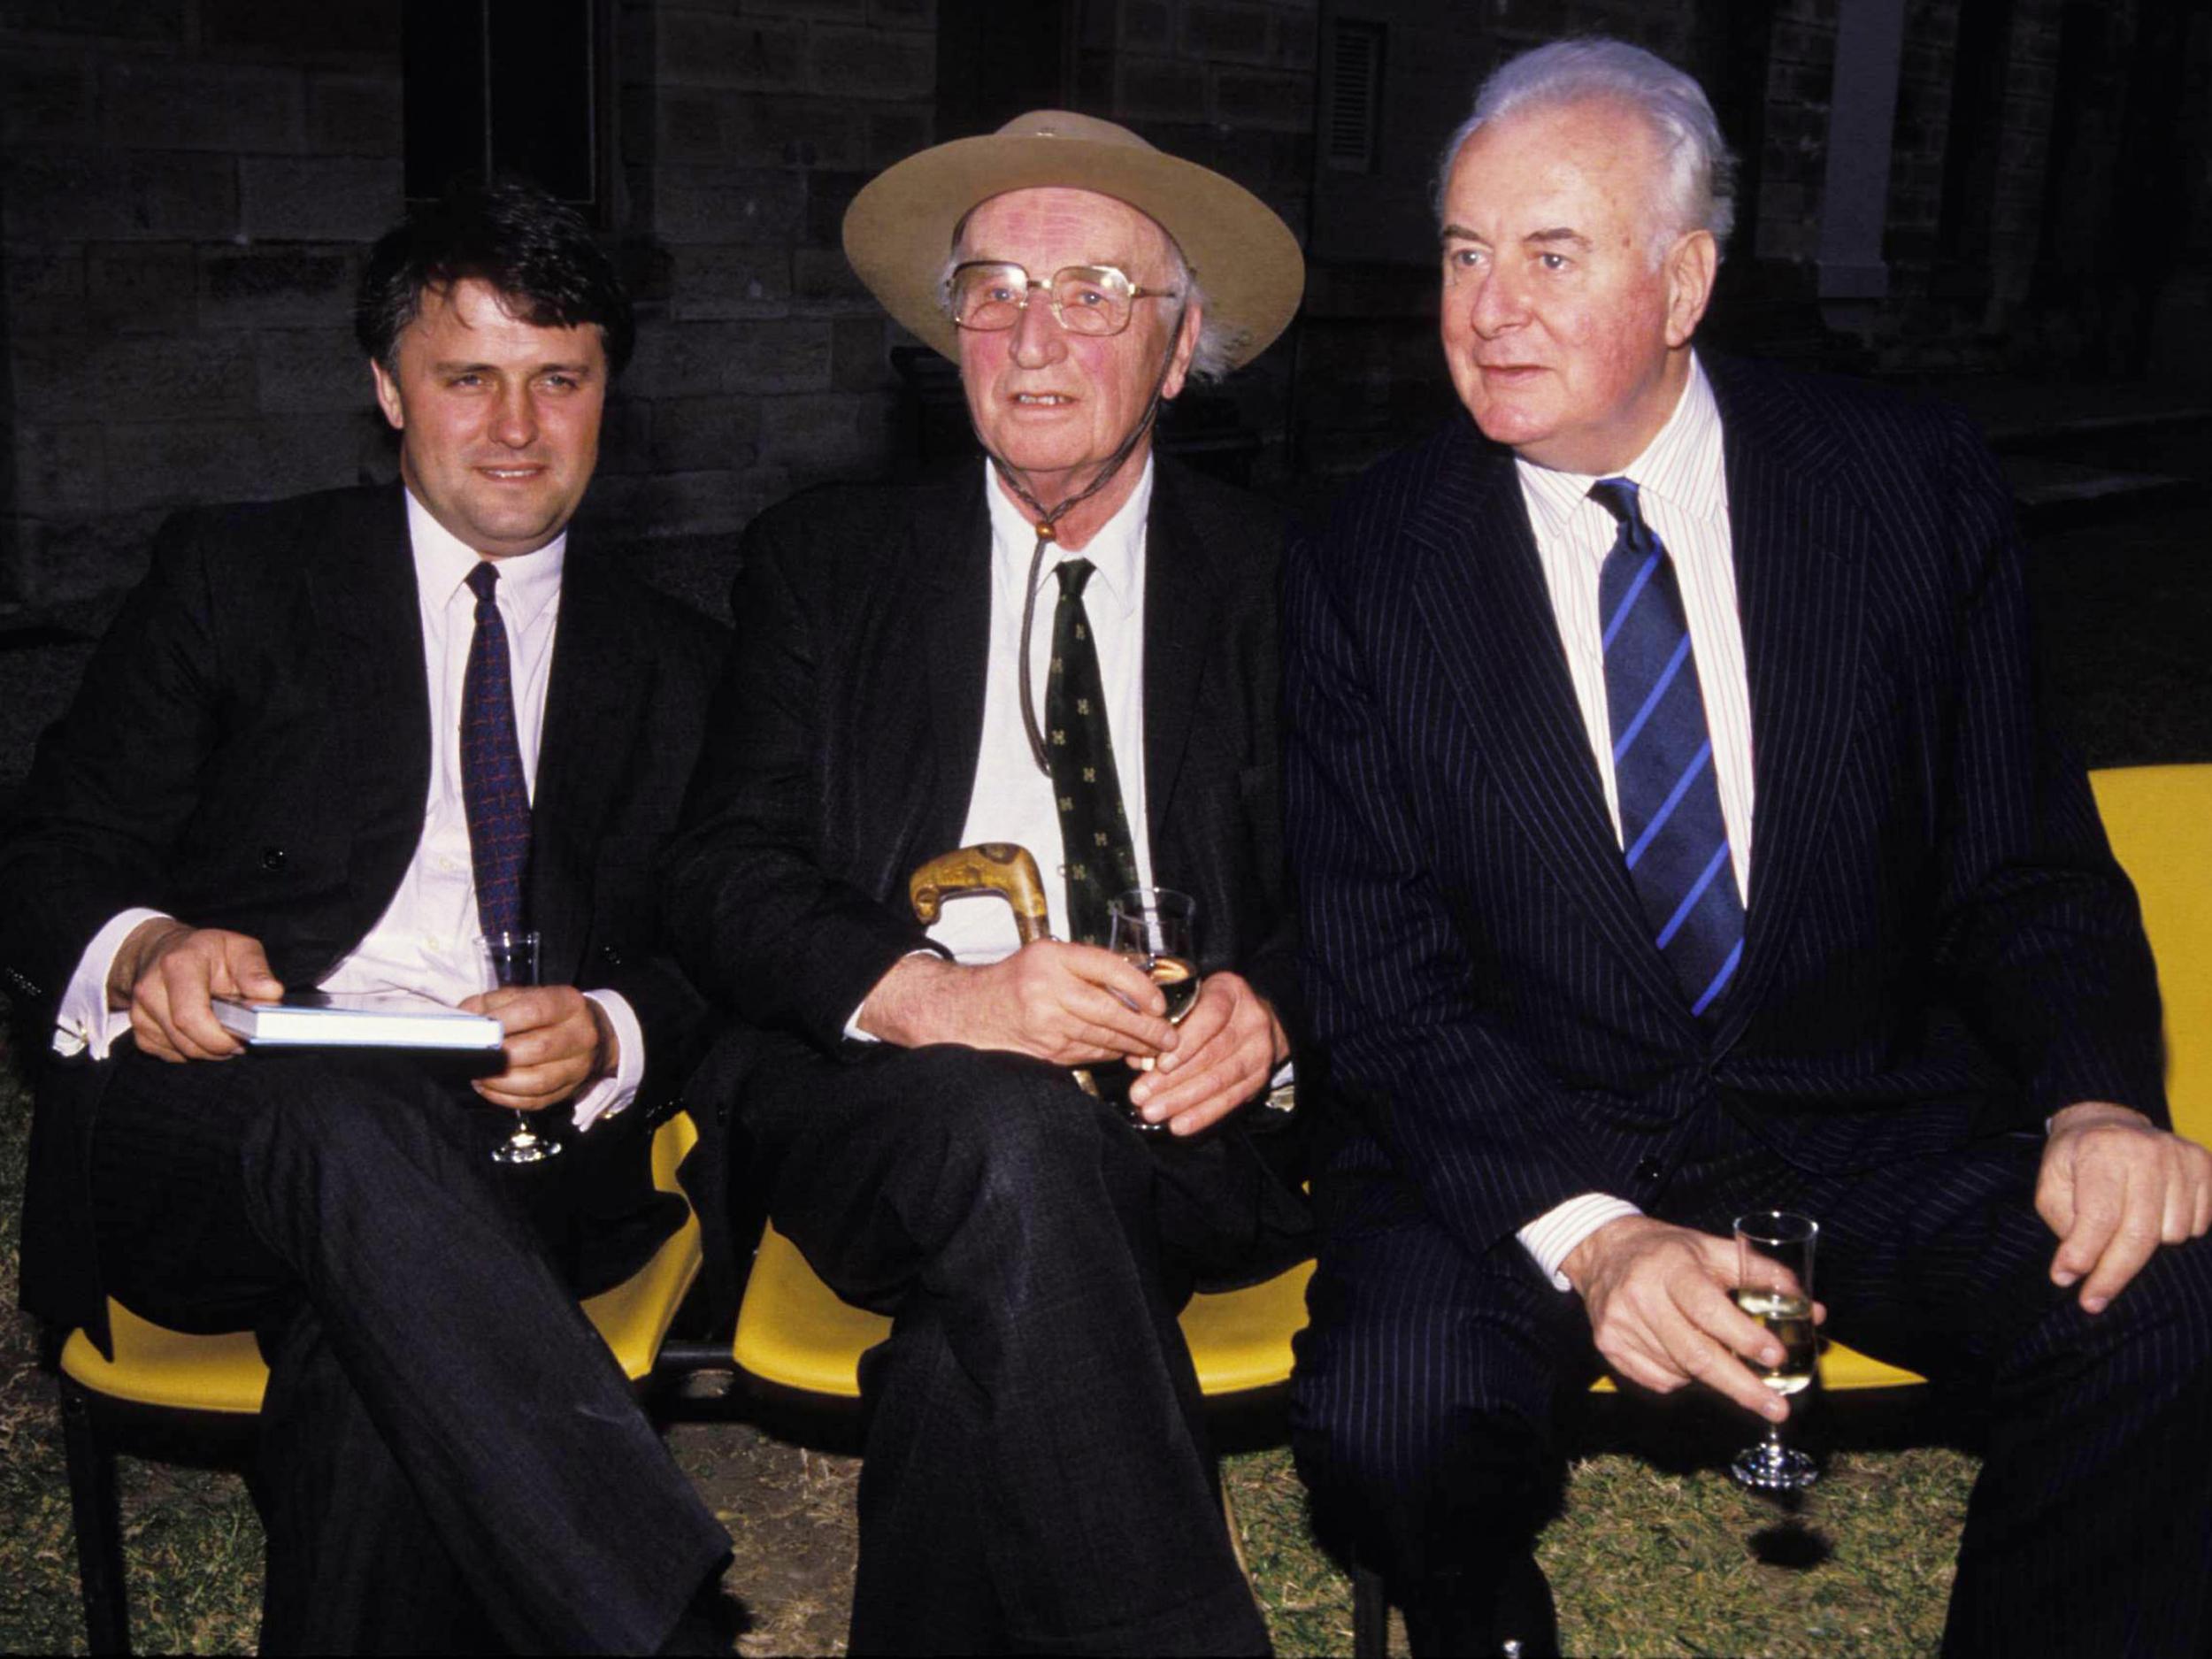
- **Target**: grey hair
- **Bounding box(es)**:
[1434,38,1737,258]
[941,215,1237,383]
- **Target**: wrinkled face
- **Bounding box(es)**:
[1437,97,1714,474]
[370,277,606,558]
[954,187,1200,503]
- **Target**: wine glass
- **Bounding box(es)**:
[1730,1210,1818,1491]
[478,929,561,1165]
[1106,887,1200,1134]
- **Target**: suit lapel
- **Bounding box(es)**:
[1406,428,1694,1023]
[531,541,646,984]
[308,488,431,956]
[920,477,995,860]
[1706,362,1869,1044]
[1140,464,1220,841]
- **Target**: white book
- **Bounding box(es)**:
[212,992,506,1051]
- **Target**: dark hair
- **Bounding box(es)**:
[354,178,635,376]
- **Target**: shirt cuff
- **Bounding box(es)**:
[572,989,644,1132]
[1517,1193,1644,1291]
[53,907,173,1061]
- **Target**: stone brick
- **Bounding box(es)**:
[1120,0,1171,50]
[1212,68,1309,130]
[865,109,931,168]
[722,319,833,394]
[626,319,752,399]
[1,50,96,146]
[646,88,727,165]
[740,0,864,15]
[647,394,764,472]
[103,59,304,154]
[807,26,933,99]
[869,0,934,27]
[202,244,357,328]
[757,389,889,470]
[664,244,793,319]
[1276,7,1318,70]
[86,242,197,333]
[253,326,379,414]
[240,156,401,241]
[96,412,368,513]
[13,423,107,515]
[0,0,183,41]
[792,245,872,309]
[723,94,869,169]
[199,0,400,57]
[1183,2,1273,65]
[640,165,807,246]
[656,11,805,90]
[803,169,869,244]
[2,244,84,332]
[307,72,402,156]
[1117,56,1207,122]
[2,151,237,242]
[12,333,257,424]
[831,314,893,390]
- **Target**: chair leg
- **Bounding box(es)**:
[58,1379,132,1656]
[1349,1559,1387,1659]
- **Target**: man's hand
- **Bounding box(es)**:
[1561,1215,1824,1422]
[1127,970,1287,1136]
[856,941,1179,1066]
[459,986,616,1112]
[109,918,284,1063]
[2039,1101,2212,1314]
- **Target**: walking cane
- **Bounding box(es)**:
[908,842,1101,1096]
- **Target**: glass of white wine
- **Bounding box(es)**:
[1106,888,1200,1134]
[1730,1210,1818,1491]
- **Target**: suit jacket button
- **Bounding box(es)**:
[599,944,624,966]
[1633,1156,1663,1186]
[260,847,287,872]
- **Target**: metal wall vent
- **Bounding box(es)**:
[1325,19,1385,173]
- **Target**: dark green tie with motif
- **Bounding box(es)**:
[1045,558,1141,945]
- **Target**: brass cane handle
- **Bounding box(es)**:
[908,841,1054,947]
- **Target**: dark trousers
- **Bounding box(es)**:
[741,1037,1308,1656]
[1291,1113,2212,1658]
[86,1046,731,1655]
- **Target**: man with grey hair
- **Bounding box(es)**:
[1284,36,2212,1658]
[668,112,1311,1653]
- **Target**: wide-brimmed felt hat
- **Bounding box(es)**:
[842,110,1303,371]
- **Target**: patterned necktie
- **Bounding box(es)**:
[1044,558,1140,945]
[461,561,532,940]
[1592,478,1744,1018]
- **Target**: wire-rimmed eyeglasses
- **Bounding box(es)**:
[947,262,1183,338]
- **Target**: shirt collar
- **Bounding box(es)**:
[1513,350,1726,547]
[984,453,1153,616]
[403,487,567,631]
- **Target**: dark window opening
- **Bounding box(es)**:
[403,0,607,214]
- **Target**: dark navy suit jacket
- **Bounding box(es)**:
[1281,353,2165,1261]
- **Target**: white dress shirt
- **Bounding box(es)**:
[52,489,645,1131]
[1510,354,1756,1286]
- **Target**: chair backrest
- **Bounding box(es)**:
[2090,764,2212,1141]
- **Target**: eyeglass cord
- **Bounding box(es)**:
[983,321,1185,778]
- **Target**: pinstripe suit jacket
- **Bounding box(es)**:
[1281,353,2165,1258]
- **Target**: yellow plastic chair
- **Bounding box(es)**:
[733,1221,1315,1402]
[55,1110,704,1655]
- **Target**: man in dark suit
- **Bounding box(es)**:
[1281,38,2212,1659]
[0,180,732,1653]
[666,113,1310,1655]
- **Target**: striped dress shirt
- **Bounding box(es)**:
[1511,353,1757,1284]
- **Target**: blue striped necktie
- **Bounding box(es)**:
[461,561,532,940]
[1592,478,1743,1019]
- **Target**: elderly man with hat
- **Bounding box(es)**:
[667,114,1310,1653]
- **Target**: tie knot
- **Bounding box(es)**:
[1588,476,1644,528]
[1054,558,1094,600]
[465,561,500,605]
